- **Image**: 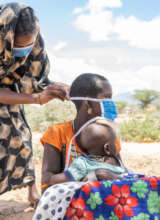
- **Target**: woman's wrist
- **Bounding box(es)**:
[32,93,42,105]
[0,88,42,105]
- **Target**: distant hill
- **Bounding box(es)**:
[113,92,138,105]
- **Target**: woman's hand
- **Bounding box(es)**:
[38,82,70,104]
[95,169,122,181]
[0,83,70,105]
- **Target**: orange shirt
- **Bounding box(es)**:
[41,120,121,166]
[41,121,84,165]
[41,120,122,190]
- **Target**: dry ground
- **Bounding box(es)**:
[0,132,160,219]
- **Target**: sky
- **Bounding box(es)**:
[1,0,160,95]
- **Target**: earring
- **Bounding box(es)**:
[87,108,92,115]
[106,150,111,156]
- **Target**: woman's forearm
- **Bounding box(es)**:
[43,172,69,186]
[0,88,37,104]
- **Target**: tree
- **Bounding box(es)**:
[133,89,160,109]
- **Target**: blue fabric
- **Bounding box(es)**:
[64,174,160,220]
[12,44,33,57]
[101,100,118,121]
[64,170,75,181]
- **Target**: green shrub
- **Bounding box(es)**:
[119,112,160,142]
[25,100,76,133]
[116,101,127,114]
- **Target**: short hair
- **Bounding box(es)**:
[70,73,108,110]
[15,7,37,36]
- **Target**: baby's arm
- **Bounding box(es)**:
[104,156,119,166]
[64,156,87,181]
[95,169,123,180]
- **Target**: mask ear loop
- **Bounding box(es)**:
[65,116,104,170]
[70,97,111,102]
[100,101,104,117]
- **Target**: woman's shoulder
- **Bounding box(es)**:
[48,120,73,132]
[41,120,73,143]
[41,120,74,151]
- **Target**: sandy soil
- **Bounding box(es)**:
[121,142,160,176]
[0,133,160,219]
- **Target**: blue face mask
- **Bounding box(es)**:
[70,97,118,121]
[100,100,117,121]
[12,44,33,57]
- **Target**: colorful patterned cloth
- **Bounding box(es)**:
[32,181,86,220]
[33,175,160,220]
[65,175,160,220]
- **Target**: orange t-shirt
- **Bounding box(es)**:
[41,120,121,166]
[41,121,84,165]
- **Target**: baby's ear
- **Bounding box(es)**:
[104,143,111,156]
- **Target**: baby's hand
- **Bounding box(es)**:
[95,169,122,180]
[82,175,88,182]
[82,171,97,181]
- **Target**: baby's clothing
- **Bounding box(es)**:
[64,154,128,181]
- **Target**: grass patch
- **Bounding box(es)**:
[119,112,160,142]
[25,100,76,133]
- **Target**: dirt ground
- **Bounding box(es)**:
[0,133,160,219]
[1,209,34,220]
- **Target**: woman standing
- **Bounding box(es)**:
[0,2,68,204]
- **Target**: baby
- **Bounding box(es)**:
[64,121,128,182]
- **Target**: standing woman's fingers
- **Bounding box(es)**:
[46,84,70,100]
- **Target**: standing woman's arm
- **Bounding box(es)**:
[0,84,68,105]
[0,88,38,104]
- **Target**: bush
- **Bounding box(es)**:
[119,112,160,142]
[116,101,127,114]
[25,100,76,133]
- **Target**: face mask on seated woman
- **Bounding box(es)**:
[70,97,118,121]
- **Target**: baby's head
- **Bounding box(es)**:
[80,121,118,157]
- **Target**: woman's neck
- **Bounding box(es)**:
[73,115,89,133]
[73,115,89,154]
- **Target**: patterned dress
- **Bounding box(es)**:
[0,3,50,194]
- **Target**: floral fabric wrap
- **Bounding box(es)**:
[65,175,160,220]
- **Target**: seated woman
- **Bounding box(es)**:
[33,73,160,220]
[40,73,121,191]
[32,73,123,219]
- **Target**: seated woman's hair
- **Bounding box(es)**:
[15,7,37,36]
[69,73,108,110]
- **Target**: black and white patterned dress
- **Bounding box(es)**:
[0,3,50,194]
